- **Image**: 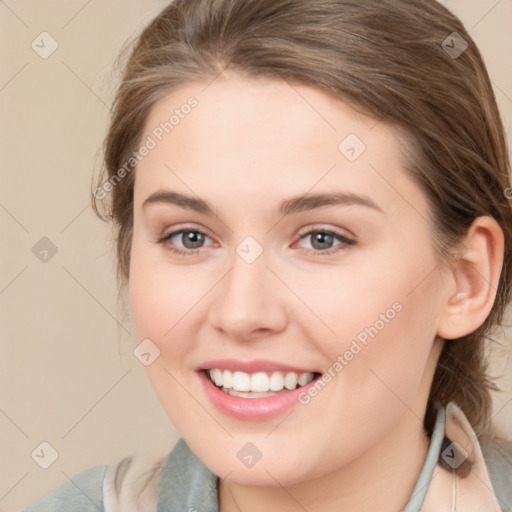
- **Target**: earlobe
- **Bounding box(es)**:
[437,216,504,340]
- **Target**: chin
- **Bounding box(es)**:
[184,433,329,488]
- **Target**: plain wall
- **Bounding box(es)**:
[1,1,511,510]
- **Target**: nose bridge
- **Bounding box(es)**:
[228,253,264,301]
[223,240,272,313]
[209,236,287,339]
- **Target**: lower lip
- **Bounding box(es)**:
[198,370,320,421]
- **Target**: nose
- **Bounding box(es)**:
[207,247,288,343]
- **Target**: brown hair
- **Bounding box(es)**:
[93,0,512,452]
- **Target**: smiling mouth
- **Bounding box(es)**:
[204,369,322,398]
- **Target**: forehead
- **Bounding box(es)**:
[142,73,378,157]
[134,74,425,217]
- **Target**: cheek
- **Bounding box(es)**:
[291,261,407,358]
[128,251,204,425]
[288,266,441,466]
[307,254,441,398]
[128,242,201,342]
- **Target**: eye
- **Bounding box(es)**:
[156,227,355,257]
[294,229,355,256]
[157,228,213,255]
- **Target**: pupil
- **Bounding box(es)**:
[313,232,333,249]
[184,231,204,248]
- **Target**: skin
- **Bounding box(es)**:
[128,73,503,511]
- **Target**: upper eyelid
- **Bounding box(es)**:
[158,222,213,239]
[159,226,355,248]
[298,226,353,239]
[159,224,352,237]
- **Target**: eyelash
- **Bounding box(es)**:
[156,227,356,257]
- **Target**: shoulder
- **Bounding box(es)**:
[23,464,108,512]
[443,402,512,512]
[23,440,213,512]
[102,452,165,512]
[481,439,512,512]
[105,438,219,512]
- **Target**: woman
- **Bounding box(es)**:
[25,0,512,510]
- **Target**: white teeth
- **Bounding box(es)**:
[269,371,284,391]
[222,370,233,389]
[225,389,277,398]
[298,373,310,386]
[284,372,298,390]
[213,369,223,387]
[233,371,251,391]
[207,369,315,392]
[251,372,269,392]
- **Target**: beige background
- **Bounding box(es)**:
[1,1,511,510]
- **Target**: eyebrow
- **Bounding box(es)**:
[142,190,383,216]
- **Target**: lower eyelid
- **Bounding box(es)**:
[159,228,354,254]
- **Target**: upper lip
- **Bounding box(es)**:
[198,359,319,374]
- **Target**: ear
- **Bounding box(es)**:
[437,216,504,340]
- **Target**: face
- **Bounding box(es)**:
[129,74,448,486]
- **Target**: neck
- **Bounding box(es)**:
[219,412,431,512]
